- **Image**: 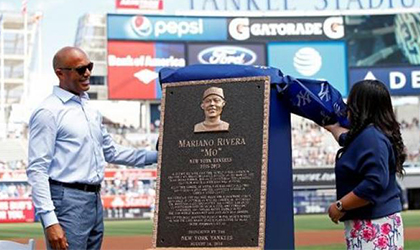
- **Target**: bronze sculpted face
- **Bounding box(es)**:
[201,95,225,119]
[194,87,229,133]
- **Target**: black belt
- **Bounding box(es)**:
[49,179,101,193]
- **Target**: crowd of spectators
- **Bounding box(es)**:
[291,115,420,168]
[0,160,26,171]
[399,117,420,163]
[0,183,31,199]
[0,121,158,199]
[1,112,419,199]
[291,116,339,168]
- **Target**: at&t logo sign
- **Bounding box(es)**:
[293,47,322,76]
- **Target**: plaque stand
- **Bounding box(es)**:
[153,67,295,250]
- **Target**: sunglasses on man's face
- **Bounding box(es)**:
[59,62,94,76]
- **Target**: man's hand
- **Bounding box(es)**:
[46,223,68,250]
[328,202,345,224]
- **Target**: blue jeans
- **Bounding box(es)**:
[44,183,104,250]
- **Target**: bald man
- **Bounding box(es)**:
[194,87,229,133]
[27,47,157,250]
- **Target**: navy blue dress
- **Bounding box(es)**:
[336,125,402,221]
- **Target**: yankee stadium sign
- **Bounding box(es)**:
[165,0,420,14]
[228,16,344,41]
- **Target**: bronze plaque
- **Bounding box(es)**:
[153,76,270,250]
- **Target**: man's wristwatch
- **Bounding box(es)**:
[335,200,346,212]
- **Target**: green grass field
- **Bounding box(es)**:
[1,210,420,249]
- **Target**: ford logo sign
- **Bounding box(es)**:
[198,46,257,65]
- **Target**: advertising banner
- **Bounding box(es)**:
[268,41,348,96]
[162,0,420,14]
[116,0,163,11]
[102,195,155,208]
[293,168,335,190]
[0,198,34,223]
[349,66,420,96]
[346,13,420,67]
[107,40,185,99]
[0,170,27,181]
[103,207,153,219]
[228,16,344,42]
[107,14,228,41]
[104,168,157,180]
[0,169,156,181]
[187,43,266,65]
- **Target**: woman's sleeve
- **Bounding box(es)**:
[352,131,390,204]
[338,132,348,146]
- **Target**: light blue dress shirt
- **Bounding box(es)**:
[27,86,157,228]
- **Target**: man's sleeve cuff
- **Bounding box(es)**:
[40,210,59,228]
[145,151,158,165]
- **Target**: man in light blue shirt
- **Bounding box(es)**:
[27,47,157,250]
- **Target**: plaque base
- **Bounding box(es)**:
[150,248,261,250]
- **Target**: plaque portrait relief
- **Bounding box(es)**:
[194,87,230,133]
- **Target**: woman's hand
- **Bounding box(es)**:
[323,123,349,142]
[328,202,346,224]
[328,192,370,224]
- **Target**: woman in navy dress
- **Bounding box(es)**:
[324,79,406,249]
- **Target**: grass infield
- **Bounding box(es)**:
[0,210,419,248]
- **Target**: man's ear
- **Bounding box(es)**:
[55,69,64,79]
[200,102,205,110]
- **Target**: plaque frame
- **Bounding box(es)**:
[153,76,270,250]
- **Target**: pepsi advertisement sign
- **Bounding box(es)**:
[349,66,420,96]
[188,43,266,65]
[107,14,228,41]
[268,41,348,96]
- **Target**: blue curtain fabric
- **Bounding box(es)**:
[159,64,349,128]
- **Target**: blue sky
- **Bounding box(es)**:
[1,0,114,77]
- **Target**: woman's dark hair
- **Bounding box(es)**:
[340,79,406,175]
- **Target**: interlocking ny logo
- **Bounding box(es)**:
[320,110,331,125]
[296,91,311,107]
[318,82,330,101]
